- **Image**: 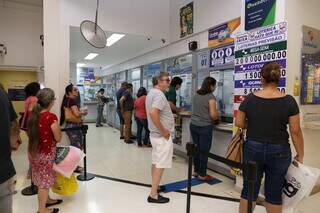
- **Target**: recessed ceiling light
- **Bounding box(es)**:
[77,63,86,67]
[106,33,125,47]
[85,53,99,60]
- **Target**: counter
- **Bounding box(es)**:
[83,101,98,123]
[173,111,234,178]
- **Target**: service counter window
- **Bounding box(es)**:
[127,68,141,97]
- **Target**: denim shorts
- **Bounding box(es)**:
[241,140,291,205]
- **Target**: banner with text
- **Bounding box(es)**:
[234,22,288,115]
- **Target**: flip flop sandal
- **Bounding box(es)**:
[46,199,63,207]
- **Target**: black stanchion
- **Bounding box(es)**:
[246,161,257,213]
[21,181,38,196]
[186,143,198,213]
[77,125,95,181]
[185,145,258,213]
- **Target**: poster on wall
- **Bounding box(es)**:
[7,88,26,101]
[78,67,97,85]
[245,0,276,31]
[169,54,192,75]
[234,22,288,114]
[301,26,320,105]
[208,18,241,48]
[180,2,193,38]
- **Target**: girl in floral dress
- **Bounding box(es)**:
[28,88,62,213]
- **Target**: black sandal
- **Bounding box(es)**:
[37,208,59,213]
[46,199,63,207]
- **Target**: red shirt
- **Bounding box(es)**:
[38,111,58,154]
[134,96,147,119]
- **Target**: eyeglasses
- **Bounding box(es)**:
[160,78,170,83]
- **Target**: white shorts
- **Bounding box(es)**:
[150,135,174,169]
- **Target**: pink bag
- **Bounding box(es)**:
[53,146,85,178]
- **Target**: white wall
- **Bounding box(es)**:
[170,0,241,42]
[103,0,242,75]
[285,0,320,115]
[285,0,320,173]
[0,4,43,68]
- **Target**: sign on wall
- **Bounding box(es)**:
[245,0,276,31]
[180,2,193,38]
[197,50,209,70]
[8,88,26,101]
[301,26,320,105]
[210,43,235,68]
[234,22,288,113]
[208,18,241,48]
[77,67,96,85]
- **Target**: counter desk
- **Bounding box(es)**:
[173,112,234,179]
[83,101,98,123]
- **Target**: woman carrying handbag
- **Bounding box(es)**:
[60,84,87,172]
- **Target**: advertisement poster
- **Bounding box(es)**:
[301,26,320,105]
[208,18,241,48]
[210,43,235,68]
[8,88,26,101]
[170,54,192,75]
[234,22,288,114]
[144,62,161,77]
[180,2,193,38]
[245,0,276,31]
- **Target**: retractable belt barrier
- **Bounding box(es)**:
[21,125,93,196]
[185,143,257,213]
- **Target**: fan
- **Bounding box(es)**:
[80,0,106,49]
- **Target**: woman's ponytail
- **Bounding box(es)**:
[27,103,42,158]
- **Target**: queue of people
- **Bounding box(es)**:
[0,62,306,212]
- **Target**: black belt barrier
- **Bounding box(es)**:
[185,143,257,213]
[21,125,93,196]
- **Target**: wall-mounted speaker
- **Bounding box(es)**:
[188,41,198,51]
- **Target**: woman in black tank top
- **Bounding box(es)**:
[236,63,304,213]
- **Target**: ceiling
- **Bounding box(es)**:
[70,26,164,69]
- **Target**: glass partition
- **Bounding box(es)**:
[210,69,234,123]
[127,68,141,97]
[169,54,193,110]
[143,62,162,91]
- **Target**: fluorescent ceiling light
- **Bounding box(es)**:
[85,53,98,60]
[77,63,86,67]
[106,33,125,47]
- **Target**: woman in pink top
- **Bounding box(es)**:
[134,87,151,147]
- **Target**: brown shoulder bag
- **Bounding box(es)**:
[225,128,244,164]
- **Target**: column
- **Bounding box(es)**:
[43,0,70,115]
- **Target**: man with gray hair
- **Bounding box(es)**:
[146,71,174,204]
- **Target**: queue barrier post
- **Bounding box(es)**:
[185,144,258,213]
[77,125,95,181]
[21,181,38,196]
[186,143,198,213]
[246,161,257,213]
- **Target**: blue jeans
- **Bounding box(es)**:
[190,124,213,176]
[96,104,104,125]
[241,140,291,205]
[135,117,150,145]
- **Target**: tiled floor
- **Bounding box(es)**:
[10,124,317,212]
